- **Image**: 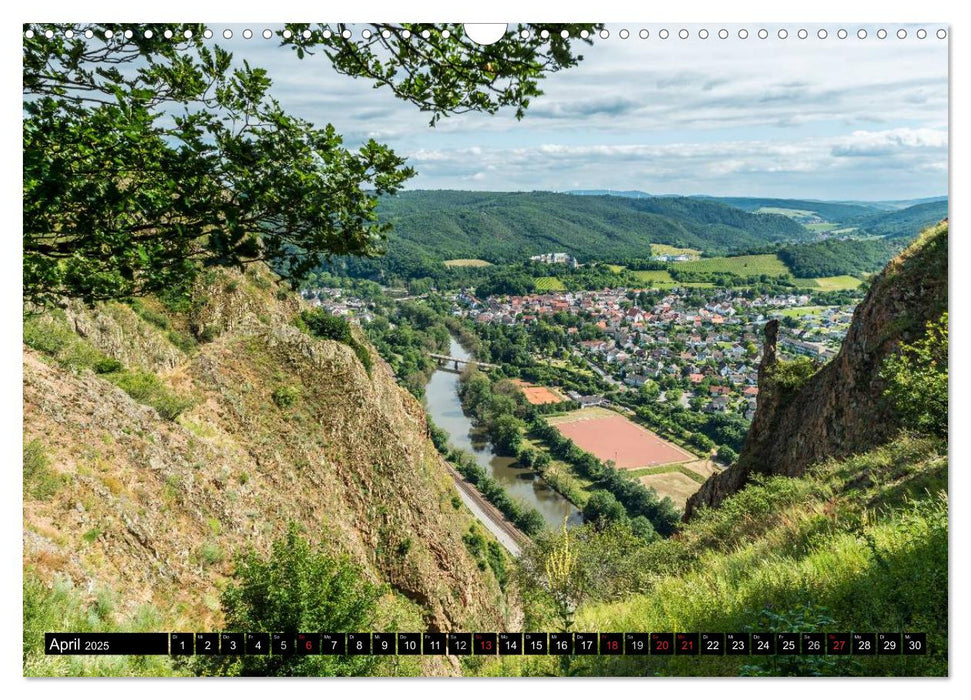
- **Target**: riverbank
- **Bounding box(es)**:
[423,336,582,532]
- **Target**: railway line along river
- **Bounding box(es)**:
[424,336,583,536]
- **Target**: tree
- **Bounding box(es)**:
[582,490,626,528]
[880,312,948,438]
[638,379,660,402]
[195,524,380,676]
[24,23,599,305]
[491,413,526,455]
[716,444,739,465]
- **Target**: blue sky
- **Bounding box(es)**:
[215,23,948,201]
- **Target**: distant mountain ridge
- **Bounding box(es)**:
[375,190,812,266]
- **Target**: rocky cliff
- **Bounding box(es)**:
[23,266,511,674]
[685,222,948,519]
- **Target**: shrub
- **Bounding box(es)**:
[298,309,372,375]
[103,370,194,420]
[196,523,380,676]
[198,543,223,567]
[23,316,74,355]
[769,356,817,394]
[129,300,170,329]
[166,330,198,354]
[271,385,300,409]
[583,491,627,528]
[298,309,353,343]
[94,358,124,374]
[24,440,63,500]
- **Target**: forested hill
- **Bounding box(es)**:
[853,199,949,238]
[374,190,811,266]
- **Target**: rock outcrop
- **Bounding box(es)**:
[685,222,948,519]
[23,265,509,670]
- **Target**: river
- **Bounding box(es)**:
[424,337,583,529]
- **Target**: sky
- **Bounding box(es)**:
[214,23,948,201]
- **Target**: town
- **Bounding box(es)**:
[457,285,854,420]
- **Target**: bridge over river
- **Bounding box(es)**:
[428,353,499,372]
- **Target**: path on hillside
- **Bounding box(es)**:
[443,462,527,556]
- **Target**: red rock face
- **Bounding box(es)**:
[685,223,948,520]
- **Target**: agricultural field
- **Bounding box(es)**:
[534,276,567,291]
[443,258,492,267]
[672,253,791,277]
[812,275,863,291]
[805,222,839,233]
[756,206,817,218]
[548,407,695,470]
[649,243,701,259]
[605,264,626,273]
[630,269,675,286]
[793,275,863,291]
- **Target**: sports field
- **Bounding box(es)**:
[548,407,694,469]
[510,379,566,405]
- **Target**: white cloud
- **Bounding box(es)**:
[214,23,948,199]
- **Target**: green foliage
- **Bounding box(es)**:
[23,313,119,373]
[284,23,600,125]
[517,521,658,622]
[24,21,601,305]
[768,356,818,394]
[582,490,626,527]
[716,444,739,465]
[196,523,380,676]
[93,358,124,374]
[881,313,948,438]
[23,439,63,500]
[103,370,194,420]
[298,309,372,376]
[24,572,179,676]
[271,385,300,409]
[23,24,417,306]
[348,191,812,280]
[198,542,224,567]
[854,200,949,239]
[23,314,75,355]
[779,238,901,278]
[362,298,451,397]
[462,524,509,587]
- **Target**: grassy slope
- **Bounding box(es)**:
[467,435,946,677]
[573,435,947,676]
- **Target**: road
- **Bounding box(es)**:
[585,357,621,387]
[443,462,527,556]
